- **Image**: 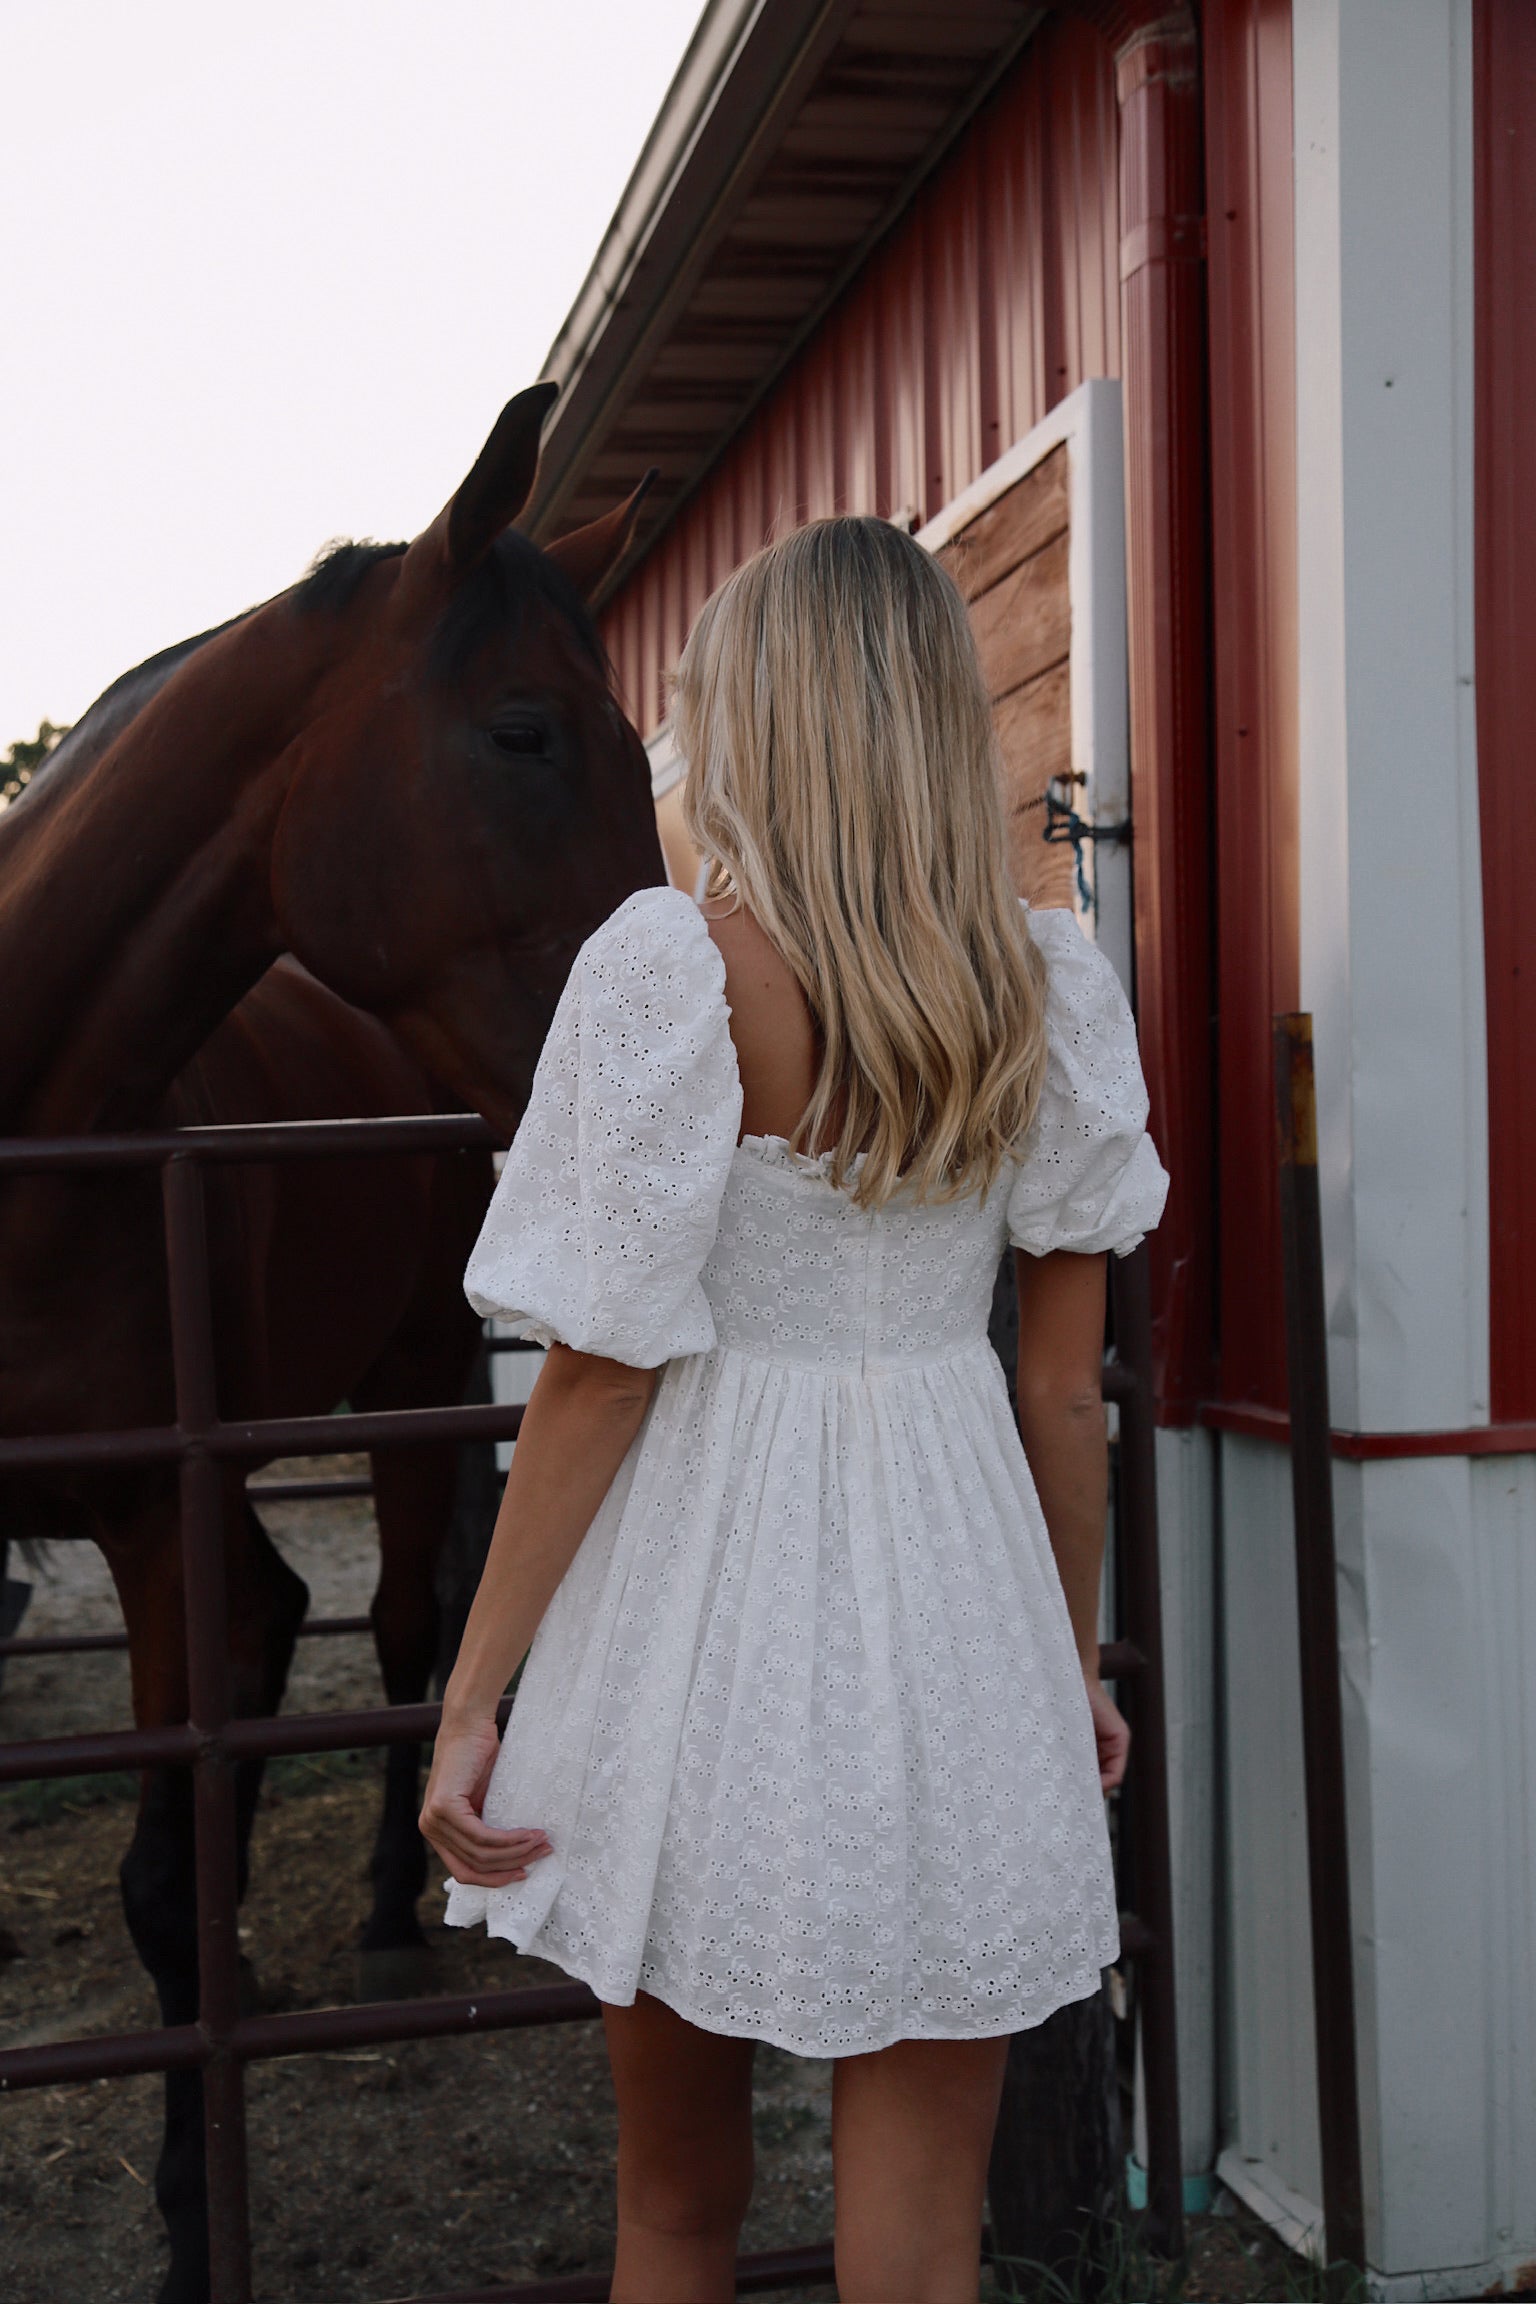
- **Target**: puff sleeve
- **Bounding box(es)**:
[1006,907,1169,1259]
[463,887,743,1365]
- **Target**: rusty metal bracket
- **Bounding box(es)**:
[1042,773,1132,913]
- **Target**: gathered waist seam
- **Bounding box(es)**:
[693,1336,996,1378]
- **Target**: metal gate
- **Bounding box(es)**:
[0,1114,1181,2299]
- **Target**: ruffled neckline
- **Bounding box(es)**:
[736,1132,866,1183]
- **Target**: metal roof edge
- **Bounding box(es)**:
[527,2,1052,584]
[538,0,770,400]
[525,0,860,538]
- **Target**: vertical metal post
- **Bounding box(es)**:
[1273,1016,1367,2283]
[162,1154,252,2304]
[1109,1243,1185,2255]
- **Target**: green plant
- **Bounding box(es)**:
[989,2213,1188,2304]
[1281,2261,1371,2304]
[0,1769,139,1830]
[1,718,70,808]
[987,2216,1372,2304]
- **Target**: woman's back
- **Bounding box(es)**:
[703,899,822,1148]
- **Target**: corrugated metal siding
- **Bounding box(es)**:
[1111,13,1213,1415]
[601,15,1121,737]
[548,2,1040,540]
[1469,1451,1536,2279]
[1154,1426,1221,2179]
[1474,0,1536,1421]
[1222,1436,1536,2289]
[1218,1433,1324,2227]
[1204,0,1299,1414]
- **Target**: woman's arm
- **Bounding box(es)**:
[419,1341,657,1887]
[1012,1248,1130,1792]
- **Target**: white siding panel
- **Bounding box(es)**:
[488,1329,542,1472]
[1357,1456,1487,2271]
[1152,1426,1220,2175]
[1293,0,1487,1435]
[1219,1433,1536,2293]
[1218,1433,1323,2225]
[1469,1455,1536,2264]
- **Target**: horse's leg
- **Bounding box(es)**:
[350,1432,456,1995]
[98,1497,204,2304]
[102,1484,306,2304]
[0,1534,29,1697]
[349,1156,486,1996]
[229,1494,311,1899]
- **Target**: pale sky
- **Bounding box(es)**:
[0,0,705,747]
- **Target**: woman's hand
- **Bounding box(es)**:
[418,1347,656,1892]
[1083,1674,1131,1793]
[419,1714,552,1889]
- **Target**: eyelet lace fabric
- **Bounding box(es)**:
[449,886,1168,2055]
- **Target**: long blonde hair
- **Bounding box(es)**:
[675,516,1049,1208]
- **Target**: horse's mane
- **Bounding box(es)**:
[428,530,606,683]
[11,533,605,824]
[296,529,605,684]
[13,551,373,808]
[295,538,407,613]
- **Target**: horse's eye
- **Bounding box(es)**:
[488,720,548,759]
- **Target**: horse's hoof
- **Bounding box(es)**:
[156,2254,210,2304]
[354,1944,435,2002]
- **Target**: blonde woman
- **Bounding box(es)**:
[421,517,1167,2304]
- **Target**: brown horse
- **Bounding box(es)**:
[0,383,664,2304]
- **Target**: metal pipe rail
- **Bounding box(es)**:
[0,1396,535,1477]
[0,1113,835,2304]
[380,2239,839,2304]
[0,1614,371,1662]
[0,1112,501,1173]
[0,1344,541,1662]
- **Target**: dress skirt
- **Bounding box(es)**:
[445,1336,1120,2059]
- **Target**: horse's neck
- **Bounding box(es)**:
[0,604,316,1135]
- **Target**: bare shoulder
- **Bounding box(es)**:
[701,902,819,1143]
[702,901,788,988]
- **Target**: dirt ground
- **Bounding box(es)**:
[1,1461,1309,2303]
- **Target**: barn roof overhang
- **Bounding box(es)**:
[524,0,1048,583]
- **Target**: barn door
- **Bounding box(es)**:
[928,384,1187,2260]
[916,377,1132,990]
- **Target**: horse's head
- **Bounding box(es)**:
[271,384,664,1134]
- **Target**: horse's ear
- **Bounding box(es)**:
[543,469,659,600]
[445,383,559,569]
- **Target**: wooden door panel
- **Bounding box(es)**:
[965,528,1071,700]
[936,442,1074,907]
[942,444,1069,601]
[994,662,1073,905]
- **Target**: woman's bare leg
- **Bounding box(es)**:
[602,1991,758,2304]
[832,2034,1011,2304]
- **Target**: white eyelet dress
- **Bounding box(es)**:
[446,886,1168,2057]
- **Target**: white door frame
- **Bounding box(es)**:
[915,377,1133,992]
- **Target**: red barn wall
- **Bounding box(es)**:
[1475,0,1536,1423]
[598,5,1317,1428]
[1203,0,1300,1416]
[600,14,1121,738]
